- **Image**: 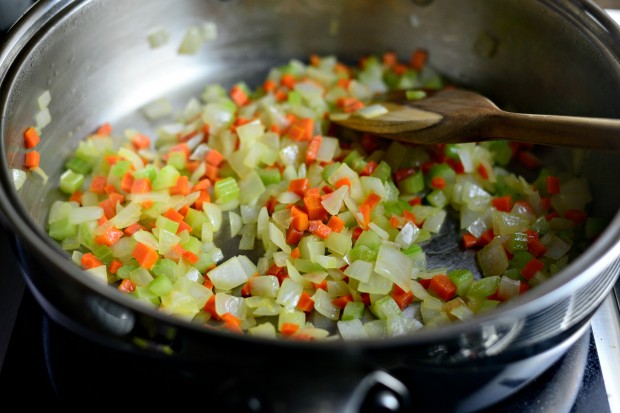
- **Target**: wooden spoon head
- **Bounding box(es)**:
[331,89,501,145]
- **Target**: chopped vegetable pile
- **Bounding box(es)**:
[46,50,606,341]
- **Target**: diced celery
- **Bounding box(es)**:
[156,215,180,235]
[348,244,378,263]
[371,295,402,320]
[321,162,341,182]
[152,165,180,190]
[398,171,424,194]
[65,156,92,175]
[341,301,365,320]
[214,176,240,204]
[109,160,132,178]
[505,232,528,254]
[151,258,177,281]
[447,269,474,296]
[149,275,174,296]
[167,151,187,170]
[59,170,84,194]
[48,216,78,241]
[257,167,282,186]
[133,165,158,182]
[370,160,391,182]
[91,244,114,265]
[467,276,500,298]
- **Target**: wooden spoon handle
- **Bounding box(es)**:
[486,111,620,151]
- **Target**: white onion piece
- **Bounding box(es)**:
[207,256,250,290]
[11,168,27,190]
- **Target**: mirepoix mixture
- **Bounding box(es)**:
[41,50,605,340]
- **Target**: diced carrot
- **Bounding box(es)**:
[527,238,547,258]
[565,209,588,224]
[402,210,416,225]
[304,193,328,221]
[408,197,422,206]
[164,207,185,223]
[81,252,103,269]
[290,205,309,231]
[183,250,199,264]
[491,195,512,212]
[89,176,107,194]
[521,257,545,280]
[331,295,353,309]
[462,232,479,249]
[306,135,323,164]
[204,295,220,320]
[336,97,364,113]
[170,175,191,196]
[221,313,243,333]
[280,73,297,89]
[546,175,560,195]
[69,191,83,204]
[96,122,113,136]
[361,192,382,211]
[290,247,301,259]
[410,49,428,71]
[120,172,134,193]
[205,164,219,181]
[477,163,489,180]
[360,160,378,176]
[352,226,363,241]
[109,259,123,275]
[287,117,314,141]
[382,51,398,67]
[327,215,345,232]
[394,167,416,183]
[263,79,277,93]
[23,127,40,148]
[118,279,136,293]
[132,242,159,270]
[478,228,495,246]
[286,226,304,245]
[205,149,224,166]
[334,177,351,189]
[176,220,192,235]
[230,84,249,106]
[519,282,531,294]
[192,178,212,192]
[308,220,331,239]
[130,178,151,194]
[124,222,144,236]
[24,151,40,169]
[94,226,124,246]
[131,133,151,149]
[518,151,542,169]
[297,291,315,312]
[391,284,415,310]
[193,190,211,211]
[428,274,456,301]
[430,176,446,189]
[99,193,124,219]
[105,154,120,165]
[280,322,300,337]
[288,178,309,197]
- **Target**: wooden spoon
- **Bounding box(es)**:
[330,89,620,151]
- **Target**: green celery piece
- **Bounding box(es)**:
[117,264,139,280]
[398,171,424,194]
[288,90,302,105]
[109,160,132,179]
[78,221,96,250]
[341,301,365,321]
[505,232,528,254]
[156,215,180,235]
[383,200,409,217]
[467,276,500,298]
[348,244,378,263]
[148,275,174,297]
[370,160,391,182]
[65,156,92,175]
[59,170,84,194]
[427,189,448,209]
[383,70,400,90]
[447,269,474,296]
[355,230,381,250]
[292,258,324,273]
[184,208,207,238]
[343,150,366,173]
[468,297,500,314]
[181,235,202,256]
[151,258,176,281]
[214,176,240,204]
[509,250,534,270]
[167,151,187,171]
[152,165,180,190]
[257,167,282,186]
[487,141,513,166]
[133,165,157,182]
[92,244,114,265]
[132,285,160,306]
[194,252,215,273]
[48,216,78,241]
[371,295,402,320]
[322,162,342,182]
[503,268,524,281]
[531,216,551,237]
[443,144,460,160]
[426,163,456,185]
[402,243,422,258]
